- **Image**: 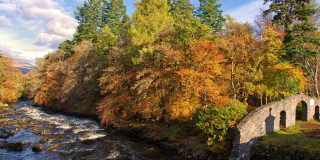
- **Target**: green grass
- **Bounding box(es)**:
[254,120,320,160]
[262,120,320,149]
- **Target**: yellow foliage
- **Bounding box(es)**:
[0,56,24,103]
[166,40,230,121]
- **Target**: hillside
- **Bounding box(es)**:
[13,59,34,74]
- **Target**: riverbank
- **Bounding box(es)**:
[108,119,230,160]
[0,101,175,159]
[33,101,224,159]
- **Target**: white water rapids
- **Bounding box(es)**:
[0,101,173,160]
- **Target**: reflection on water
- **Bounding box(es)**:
[0,101,173,160]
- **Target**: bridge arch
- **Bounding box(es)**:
[230,94,320,160]
[296,101,308,121]
[280,110,286,128]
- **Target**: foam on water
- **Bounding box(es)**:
[0,101,173,160]
[78,133,106,141]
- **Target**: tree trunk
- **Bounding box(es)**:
[315,55,319,98]
[231,60,236,99]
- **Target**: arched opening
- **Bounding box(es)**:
[280,110,286,128]
[296,101,308,121]
[315,106,319,121]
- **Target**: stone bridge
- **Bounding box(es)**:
[230,94,320,160]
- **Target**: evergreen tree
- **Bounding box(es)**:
[73,0,107,43]
[103,0,127,37]
[58,40,74,56]
[264,0,319,61]
[197,0,225,33]
[98,0,128,54]
[264,0,320,97]
[168,0,211,49]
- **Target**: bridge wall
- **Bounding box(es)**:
[230,94,319,160]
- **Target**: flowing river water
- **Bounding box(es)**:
[0,101,173,160]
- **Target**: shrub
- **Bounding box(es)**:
[194,100,248,152]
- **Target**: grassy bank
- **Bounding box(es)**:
[108,119,228,160]
[252,120,320,160]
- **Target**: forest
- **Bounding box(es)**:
[1,0,320,157]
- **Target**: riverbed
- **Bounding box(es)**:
[0,101,173,160]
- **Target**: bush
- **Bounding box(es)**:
[194,100,248,152]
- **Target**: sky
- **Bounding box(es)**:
[0,0,295,64]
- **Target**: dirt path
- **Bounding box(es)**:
[301,122,320,139]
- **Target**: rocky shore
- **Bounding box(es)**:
[0,103,64,153]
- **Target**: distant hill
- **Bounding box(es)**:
[13,59,34,74]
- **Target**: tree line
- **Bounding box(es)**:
[23,0,320,152]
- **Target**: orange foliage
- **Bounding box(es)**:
[166,40,230,121]
[30,40,106,116]
[0,56,23,103]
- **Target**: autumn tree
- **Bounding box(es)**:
[129,0,175,121]
[264,62,307,98]
[264,0,320,97]
[243,16,285,105]
[166,40,230,121]
[0,55,24,103]
[219,15,257,101]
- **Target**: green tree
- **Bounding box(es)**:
[58,40,74,56]
[197,0,225,33]
[73,0,107,43]
[264,0,320,97]
[264,0,318,61]
[98,0,129,54]
[103,0,127,37]
[129,0,175,122]
[131,0,174,47]
[168,0,211,50]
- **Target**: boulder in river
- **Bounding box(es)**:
[32,144,44,152]
[0,142,24,152]
[0,129,9,139]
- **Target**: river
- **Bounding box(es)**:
[0,101,173,160]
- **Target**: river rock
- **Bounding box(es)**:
[32,144,44,152]
[40,135,64,143]
[8,130,15,136]
[46,144,62,151]
[0,129,9,139]
[34,129,51,135]
[1,142,24,152]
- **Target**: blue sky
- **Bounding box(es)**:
[0,0,301,63]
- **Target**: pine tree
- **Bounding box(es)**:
[168,0,211,49]
[197,0,225,33]
[264,0,319,61]
[73,0,107,43]
[264,0,320,97]
[103,0,127,37]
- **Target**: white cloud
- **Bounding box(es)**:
[225,0,269,24]
[0,16,13,27]
[35,33,66,48]
[0,0,78,63]
[18,0,78,47]
[0,3,18,13]
[0,30,53,64]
